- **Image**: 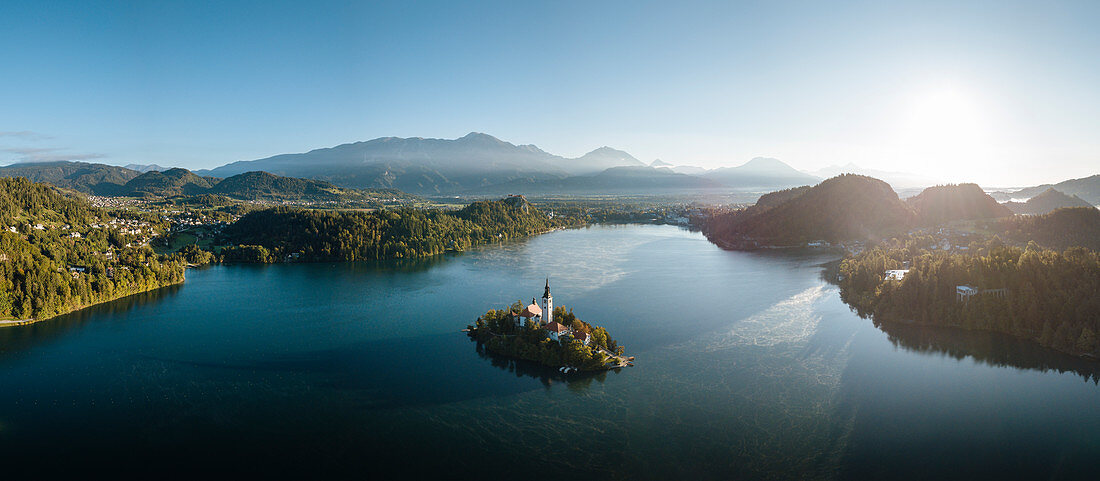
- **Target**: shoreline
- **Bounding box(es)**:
[872,316,1100,362]
[470,328,633,372]
[0,277,185,329]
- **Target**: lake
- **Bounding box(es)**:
[2,224,1099,479]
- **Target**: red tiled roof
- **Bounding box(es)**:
[545,321,568,333]
[573,331,589,341]
[519,303,542,318]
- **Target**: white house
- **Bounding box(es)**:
[545,321,568,341]
[885,269,910,281]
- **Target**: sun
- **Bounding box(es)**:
[898,86,988,155]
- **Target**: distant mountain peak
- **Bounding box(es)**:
[650,159,673,167]
[741,157,789,169]
[458,132,503,143]
[123,163,171,173]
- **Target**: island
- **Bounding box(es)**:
[467,279,632,372]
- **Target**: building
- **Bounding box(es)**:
[885,269,909,281]
[517,299,543,325]
[572,330,590,346]
[545,321,568,341]
[542,278,554,325]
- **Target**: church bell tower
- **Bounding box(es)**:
[542,278,553,325]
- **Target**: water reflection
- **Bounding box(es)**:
[0,283,183,360]
[472,340,616,391]
[876,320,1100,384]
[346,254,454,274]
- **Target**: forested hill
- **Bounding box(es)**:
[0,178,183,322]
[124,168,216,197]
[839,237,1100,358]
[999,207,1100,251]
[0,176,97,225]
[702,174,913,247]
[0,161,140,195]
[220,196,577,262]
[906,183,1012,225]
[0,161,418,204]
[1004,188,1093,215]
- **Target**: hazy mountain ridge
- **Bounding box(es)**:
[703,177,1022,249]
[1002,174,1100,206]
[124,163,172,173]
[203,134,822,195]
[207,133,575,193]
[1004,188,1094,215]
[467,165,723,195]
[703,157,820,190]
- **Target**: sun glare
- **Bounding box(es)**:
[889,84,997,178]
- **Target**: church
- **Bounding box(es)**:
[516,278,554,325]
[514,279,589,345]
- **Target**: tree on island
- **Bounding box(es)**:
[469,301,624,369]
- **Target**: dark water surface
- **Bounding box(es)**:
[2,225,1098,479]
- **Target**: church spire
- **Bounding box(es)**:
[541,278,553,325]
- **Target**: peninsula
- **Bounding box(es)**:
[0,178,184,326]
[467,279,632,371]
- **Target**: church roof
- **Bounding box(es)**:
[545,321,568,334]
[543,278,551,299]
[519,303,542,318]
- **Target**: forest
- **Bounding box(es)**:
[0,178,184,322]
[469,302,622,370]
[997,206,1100,251]
[839,236,1100,358]
[217,195,577,262]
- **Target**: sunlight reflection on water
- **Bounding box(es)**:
[699,284,828,350]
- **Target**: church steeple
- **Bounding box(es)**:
[541,278,553,325]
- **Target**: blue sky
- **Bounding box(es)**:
[2,0,1097,186]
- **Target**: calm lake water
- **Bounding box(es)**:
[2,224,1099,479]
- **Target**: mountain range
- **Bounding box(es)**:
[200,133,821,195]
[4,133,1097,200]
[995,174,1100,206]
[0,162,414,203]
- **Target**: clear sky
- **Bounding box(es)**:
[2,0,1097,186]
